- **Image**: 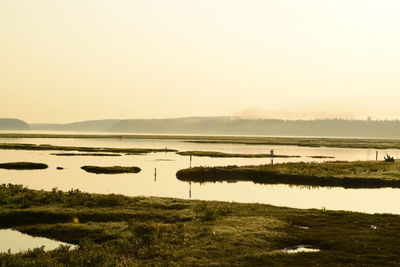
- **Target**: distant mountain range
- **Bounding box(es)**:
[2,117,400,138]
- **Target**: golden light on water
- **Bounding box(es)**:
[73,217,79,224]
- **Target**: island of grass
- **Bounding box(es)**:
[0,162,48,170]
[177,160,400,188]
[0,143,177,155]
[81,165,141,174]
[51,153,122,157]
[177,151,300,158]
[0,184,400,266]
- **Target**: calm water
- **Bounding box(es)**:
[0,229,75,253]
[0,136,400,214]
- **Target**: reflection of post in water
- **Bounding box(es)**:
[154,167,157,182]
[190,154,192,169]
[189,182,192,198]
[270,149,274,165]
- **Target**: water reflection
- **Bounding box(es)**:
[282,245,320,254]
[0,137,399,214]
[0,229,76,253]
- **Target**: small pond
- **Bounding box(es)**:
[0,229,76,253]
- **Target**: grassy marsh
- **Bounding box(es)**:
[51,153,122,157]
[0,143,177,155]
[0,184,400,266]
[3,133,400,149]
[0,162,48,170]
[177,151,300,158]
[81,166,141,174]
[182,137,400,149]
[176,160,400,188]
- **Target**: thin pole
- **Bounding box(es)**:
[154,168,157,182]
[270,149,274,165]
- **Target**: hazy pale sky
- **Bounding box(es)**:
[1,0,400,123]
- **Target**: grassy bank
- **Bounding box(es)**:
[3,133,400,149]
[81,166,141,174]
[0,162,48,170]
[0,143,177,155]
[177,151,300,158]
[0,184,399,266]
[51,153,122,157]
[176,160,400,188]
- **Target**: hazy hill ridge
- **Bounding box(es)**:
[0,118,30,130]
[4,117,400,138]
[108,118,400,138]
[30,120,120,132]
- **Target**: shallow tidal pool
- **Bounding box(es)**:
[0,229,76,253]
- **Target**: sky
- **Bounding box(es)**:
[1,0,400,123]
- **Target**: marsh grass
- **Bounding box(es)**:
[3,133,400,150]
[0,184,400,266]
[176,160,400,188]
[177,151,300,158]
[183,136,400,149]
[308,155,335,159]
[0,162,48,170]
[51,153,122,157]
[0,143,177,155]
[81,166,141,174]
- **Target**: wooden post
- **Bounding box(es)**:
[154,168,157,182]
[376,151,378,161]
[189,182,192,198]
[270,149,274,165]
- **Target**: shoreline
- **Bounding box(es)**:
[176,160,400,189]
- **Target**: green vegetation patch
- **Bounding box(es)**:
[177,160,400,188]
[0,184,400,266]
[81,166,141,174]
[0,162,48,170]
[177,151,300,158]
